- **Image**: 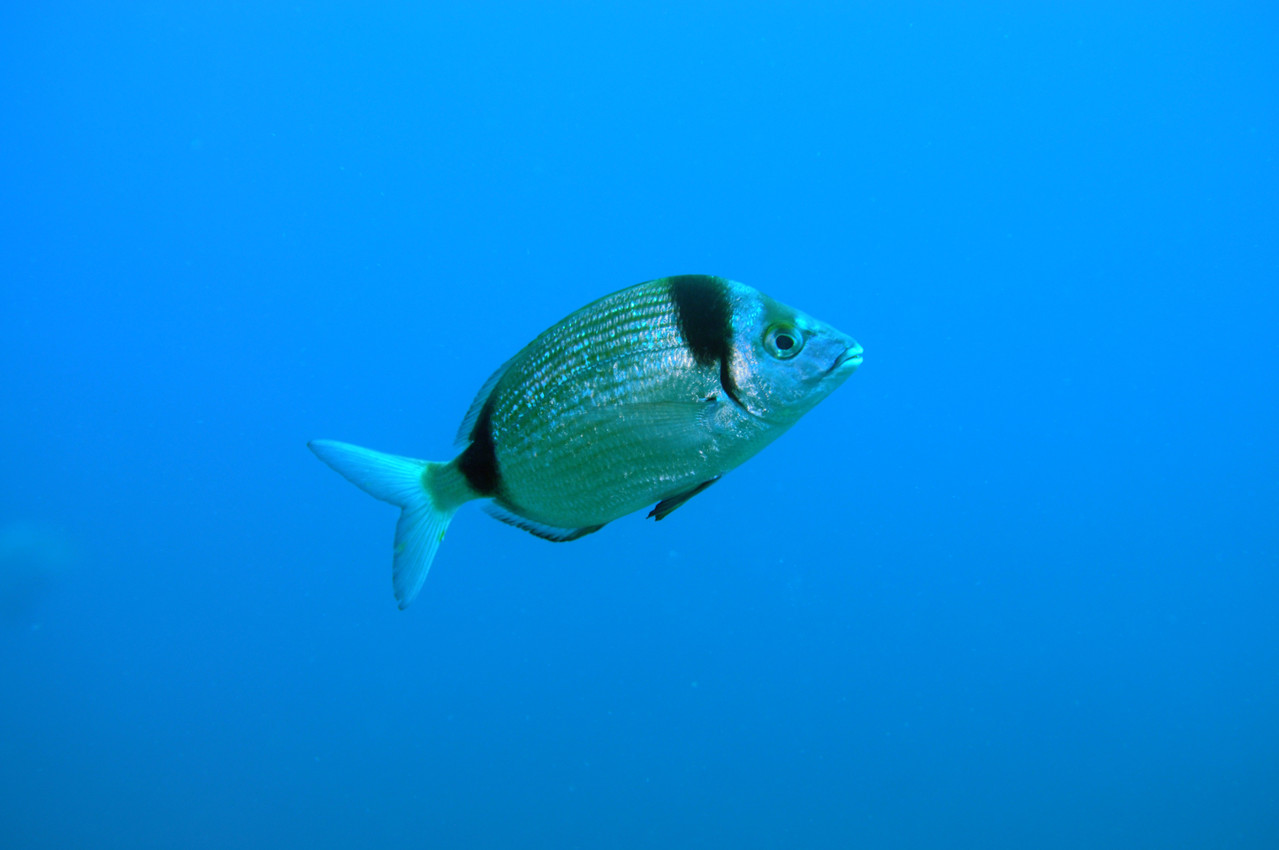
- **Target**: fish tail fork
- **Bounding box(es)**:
[308,439,457,609]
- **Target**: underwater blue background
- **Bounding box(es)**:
[2,3,1277,847]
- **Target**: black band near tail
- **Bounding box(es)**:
[457,396,500,496]
[668,275,743,407]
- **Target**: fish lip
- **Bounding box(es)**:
[828,345,864,374]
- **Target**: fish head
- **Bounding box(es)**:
[726,282,862,426]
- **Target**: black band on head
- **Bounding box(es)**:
[668,275,742,405]
[668,275,732,367]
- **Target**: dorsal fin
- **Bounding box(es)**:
[454,356,514,448]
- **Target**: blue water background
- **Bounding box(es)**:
[2,3,1277,848]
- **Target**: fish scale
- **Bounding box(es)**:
[502,282,684,419]
[309,274,862,608]
[490,284,717,526]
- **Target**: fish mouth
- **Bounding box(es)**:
[828,344,864,374]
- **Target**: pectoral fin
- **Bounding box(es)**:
[648,477,720,521]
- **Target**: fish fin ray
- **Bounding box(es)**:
[648,477,720,521]
[483,501,605,542]
[308,439,457,609]
[455,357,515,448]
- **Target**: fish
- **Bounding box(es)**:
[309,274,862,609]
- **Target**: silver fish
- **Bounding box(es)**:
[310,274,862,608]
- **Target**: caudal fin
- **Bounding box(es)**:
[308,439,455,609]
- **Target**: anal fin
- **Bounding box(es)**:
[648,477,720,521]
[483,501,606,542]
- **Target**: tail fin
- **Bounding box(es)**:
[308,439,456,609]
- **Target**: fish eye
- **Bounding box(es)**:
[764,324,804,359]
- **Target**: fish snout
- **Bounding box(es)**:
[827,337,863,375]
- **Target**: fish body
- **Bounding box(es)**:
[310,274,861,608]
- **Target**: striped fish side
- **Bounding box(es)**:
[487,279,725,526]
[494,279,692,444]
